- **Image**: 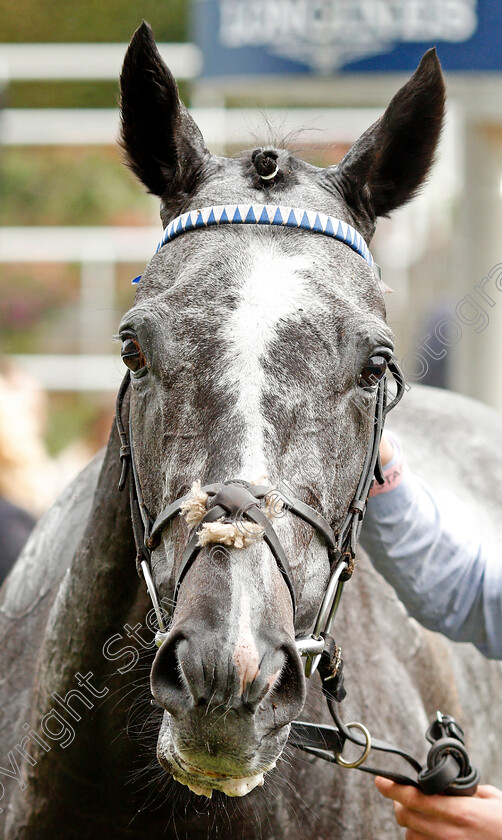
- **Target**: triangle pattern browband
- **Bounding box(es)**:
[132,204,379,283]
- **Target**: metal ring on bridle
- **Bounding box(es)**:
[140,559,167,635]
[335,721,372,768]
[260,164,279,180]
[304,560,348,677]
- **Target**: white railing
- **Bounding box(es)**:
[0,227,159,389]
[0,42,201,81]
[0,43,383,391]
[0,226,159,262]
[10,354,124,391]
[0,106,382,147]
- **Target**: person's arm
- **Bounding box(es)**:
[375,776,502,840]
[360,433,502,659]
[369,442,502,838]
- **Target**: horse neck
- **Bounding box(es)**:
[36,417,140,689]
[8,419,154,837]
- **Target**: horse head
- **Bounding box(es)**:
[118,23,444,799]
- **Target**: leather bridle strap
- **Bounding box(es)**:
[338,373,386,570]
[244,505,297,610]
[116,369,132,493]
[147,204,380,279]
[331,355,405,576]
[116,371,149,574]
[282,497,337,559]
[148,497,189,546]
[168,481,298,613]
[290,697,479,796]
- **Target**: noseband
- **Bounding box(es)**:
[115,202,478,796]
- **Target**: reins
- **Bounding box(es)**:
[115,202,479,797]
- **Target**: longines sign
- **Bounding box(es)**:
[192,0,502,77]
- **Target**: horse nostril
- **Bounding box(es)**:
[267,644,306,728]
[151,630,305,728]
[151,633,191,716]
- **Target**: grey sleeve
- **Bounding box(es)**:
[360,466,502,659]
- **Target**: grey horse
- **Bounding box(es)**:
[1,23,502,839]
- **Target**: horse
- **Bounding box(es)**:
[1,22,502,839]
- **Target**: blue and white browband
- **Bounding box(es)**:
[132,204,379,283]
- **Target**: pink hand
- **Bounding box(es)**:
[375,776,502,840]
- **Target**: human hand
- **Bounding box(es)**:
[375,776,502,840]
[379,432,394,467]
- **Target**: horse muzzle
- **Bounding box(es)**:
[151,625,305,797]
[157,717,280,798]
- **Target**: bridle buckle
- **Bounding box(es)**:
[349,499,365,517]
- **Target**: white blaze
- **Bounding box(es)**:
[234,588,260,695]
[226,242,311,478]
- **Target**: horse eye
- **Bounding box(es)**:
[358,355,387,389]
[121,337,146,372]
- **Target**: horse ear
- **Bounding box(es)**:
[120,22,209,199]
[332,49,445,219]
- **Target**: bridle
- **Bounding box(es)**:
[116,202,479,797]
[115,359,402,654]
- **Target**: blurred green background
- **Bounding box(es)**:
[0,1,188,464]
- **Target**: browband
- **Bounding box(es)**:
[132,204,380,283]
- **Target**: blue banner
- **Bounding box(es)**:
[192,0,501,77]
